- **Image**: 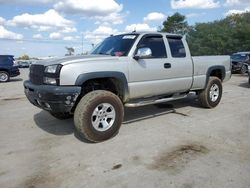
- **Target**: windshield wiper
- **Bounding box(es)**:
[97,52,111,55]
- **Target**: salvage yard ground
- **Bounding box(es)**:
[0,69,250,188]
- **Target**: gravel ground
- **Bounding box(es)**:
[0,69,249,188]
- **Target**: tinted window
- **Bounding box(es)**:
[137,36,167,58]
[0,56,13,65]
[231,54,249,61]
[167,38,186,58]
[91,34,138,56]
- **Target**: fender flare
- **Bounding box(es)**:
[75,71,129,102]
[205,65,226,86]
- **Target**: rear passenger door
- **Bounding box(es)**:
[163,36,193,92]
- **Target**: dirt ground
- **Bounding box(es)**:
[0,69,249,188]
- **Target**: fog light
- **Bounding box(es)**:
[44,103,51,109]
[43,77,57,85]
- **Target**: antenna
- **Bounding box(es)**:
[133,27,136,33]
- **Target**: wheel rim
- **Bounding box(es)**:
[209,84,219,102]
[241,66,247,73]
[0,72,8,82]
[91,103,116,132]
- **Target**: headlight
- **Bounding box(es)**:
[43,64,62,85]
[45,65,58,73]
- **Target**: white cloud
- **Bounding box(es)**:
[0,26,23,40]
[0,17,6,25]
[0,0,56,5]
[54,0,123,16]
[55,0,125,25]
[224,8,250,16]
[8,9,76,33]
[93,12,125,25]
[63,36,74,41]
[186,12,206,18]
[171,0,220,9]
[61,27,77,33]
[49,32,62,39]
[224,0,250,6]
[225,0,240,6]
[144,12,166,22]
[84,26,118,44]
[125,24,157,32]
[33,34,43,39]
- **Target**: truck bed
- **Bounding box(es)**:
[191,56,231,90]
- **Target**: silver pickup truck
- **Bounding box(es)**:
[24,32,231,142]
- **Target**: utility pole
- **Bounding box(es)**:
[81,33,83,55]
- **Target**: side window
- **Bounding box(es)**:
[0,57,7,65]
[137,36,167,58]
[0,57,12,65]
[167,37,186,58]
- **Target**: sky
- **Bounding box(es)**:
[0,0,249,58]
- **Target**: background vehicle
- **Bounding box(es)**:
[0,55,20,82]
[24,32,231,142]
[248,65,250,84]
[231,52,250,74]
[18,61,30,68]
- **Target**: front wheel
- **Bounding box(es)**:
[74,90,124,142]
[240,65,248,74]
[198,77,222,108]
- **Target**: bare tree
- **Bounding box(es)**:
[65,47,75,56]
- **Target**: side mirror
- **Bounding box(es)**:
[134,47,152,60]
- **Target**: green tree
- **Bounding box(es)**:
[161,12,189,34]
[187,12,250,56]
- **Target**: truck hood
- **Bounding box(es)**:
[34,55,120,66]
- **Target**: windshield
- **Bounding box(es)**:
[231,54,248,61]
[91,34,138,56]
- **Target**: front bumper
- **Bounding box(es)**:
[231,64,242,72]
[24,81,81,113]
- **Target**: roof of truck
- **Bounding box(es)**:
[118,32,183,38]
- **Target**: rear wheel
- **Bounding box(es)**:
[74,90,124,142]
[198,76,222,108]
[0,71,9,82]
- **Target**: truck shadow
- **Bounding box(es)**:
[10,78,23,82]
[123,94,200,124]
[238,82,250,88]
[33,94,201,142]
[33,111,75,135]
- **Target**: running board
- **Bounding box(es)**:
[125,94,187,108]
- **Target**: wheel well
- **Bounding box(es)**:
[0,69,9,73]
[210,69,223,80]
[81,78,124,101]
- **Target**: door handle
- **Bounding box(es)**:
[164,63,171,69]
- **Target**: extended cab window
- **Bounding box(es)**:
[167,37,186,58]
[137,35,167,58]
